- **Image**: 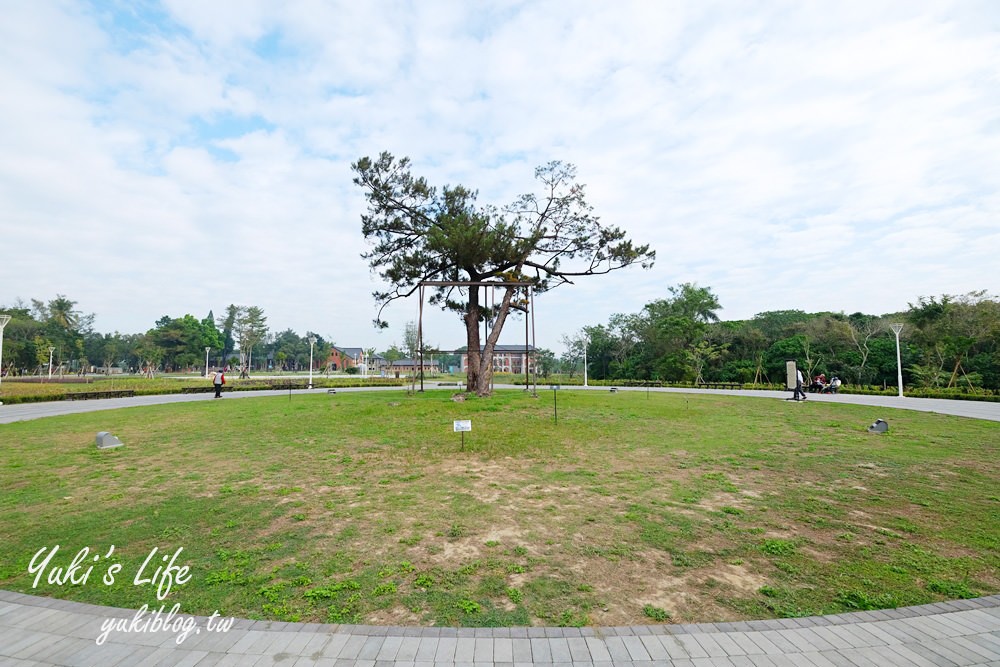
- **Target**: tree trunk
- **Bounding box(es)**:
[947,356,963,388]
[474,287,518,397]
[464,286,482,393]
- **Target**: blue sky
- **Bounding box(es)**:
[2,1,998,353]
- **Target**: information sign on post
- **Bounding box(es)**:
[453,420,471,450]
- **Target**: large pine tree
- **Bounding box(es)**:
[352,152,655,396]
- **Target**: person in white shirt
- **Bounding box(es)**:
[793,367,806,400]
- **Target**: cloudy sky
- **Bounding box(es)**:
[2,1,998,352]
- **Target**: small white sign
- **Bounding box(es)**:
[453,420,472,432]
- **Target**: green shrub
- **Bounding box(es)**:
[642,604,670,621]
[926,579,976,599]
[760,539,797,556]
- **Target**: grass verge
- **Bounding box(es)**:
[1,389,997,626]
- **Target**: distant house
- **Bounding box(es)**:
[329,347,385,374]
[461,345,537,374]
[368,354,388,375]
[328,347,361,371]
[389,358,441,377]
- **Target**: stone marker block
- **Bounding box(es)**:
[95,431,123,449]
[867,419,888,433]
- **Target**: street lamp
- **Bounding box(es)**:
[890,323,904,398]
[582,336,589,388]
[48,346,55,380]
[0,314,10,401]
[308,336,317,389]
[204,347,211,377]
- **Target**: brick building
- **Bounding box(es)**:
[460,345,537,374]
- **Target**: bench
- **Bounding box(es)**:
[696,382,743,390]
[66,390,136,400]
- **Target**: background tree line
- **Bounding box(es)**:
[562,285,1000,391]
[4,288,997,390]
[0,296,330,377]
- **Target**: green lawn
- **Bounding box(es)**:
[1,389,997,627]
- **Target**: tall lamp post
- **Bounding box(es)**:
[308,335,316,389]
[890,323,904,398]
[204,347,211,377]
[0,314,11,400]
[582,336,589,388]
[48,346,55,380]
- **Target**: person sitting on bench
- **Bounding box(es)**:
[822,377,842,394]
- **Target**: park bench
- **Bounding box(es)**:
[66,390,136,400]
[696,382,743,390]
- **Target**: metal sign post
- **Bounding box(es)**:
[454,419,472,450]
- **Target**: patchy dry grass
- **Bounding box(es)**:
[1,389,998,626]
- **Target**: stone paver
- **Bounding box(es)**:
[0,591,996,665]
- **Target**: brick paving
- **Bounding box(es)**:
[0,590,998,665]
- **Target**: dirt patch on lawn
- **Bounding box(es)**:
[575,553,769,625]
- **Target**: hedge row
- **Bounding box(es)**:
[524,377,1000,403]
[0,377,406,405]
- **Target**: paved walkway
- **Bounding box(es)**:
[2,589,999,666]
[3,386,999,665]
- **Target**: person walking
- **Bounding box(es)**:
[793,367,807,401]
[212,368,226,398]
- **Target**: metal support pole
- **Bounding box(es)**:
[0,314,10,398]
[419,286,424,392]
[490,287,495,394]
[525,288,530,391]
[204,347,210,377]
[891,323,904,398]
[308,335,316,389]
[530,287,538,396]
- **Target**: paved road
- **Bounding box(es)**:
[2,386,999,665]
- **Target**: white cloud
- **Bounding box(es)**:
[1,1,998,352]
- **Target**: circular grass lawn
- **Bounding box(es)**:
[1,389,998,627]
